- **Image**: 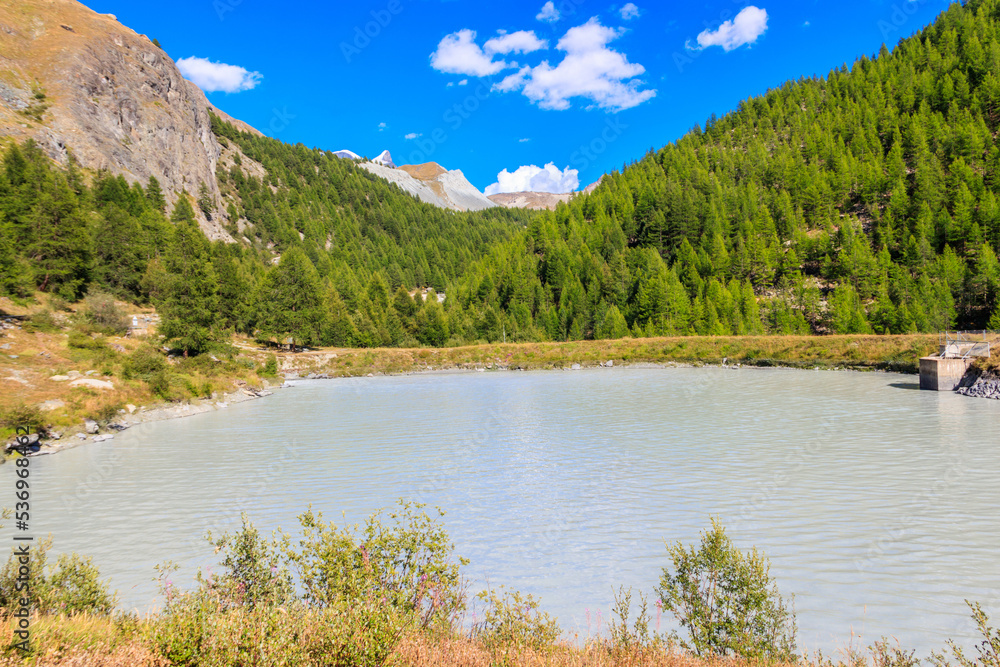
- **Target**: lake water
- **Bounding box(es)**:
[5,367,1000,656]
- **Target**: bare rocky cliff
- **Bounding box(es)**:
[487,191,575,211]
[0,0,256,240]
[359,161,497,212]
[487,178,603,211]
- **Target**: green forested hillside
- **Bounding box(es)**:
[4,0,1000,352]
[0,133,531,351]
[452,0,1000,341]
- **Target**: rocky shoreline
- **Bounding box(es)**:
[9,357,994,459]
[956,371,1000,400]
[8,381,282,457]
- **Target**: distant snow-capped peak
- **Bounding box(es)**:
[332,149,361,160]
[373,150,396,168]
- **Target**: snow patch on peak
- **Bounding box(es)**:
[332,149,361,160]
[373,150,396,168]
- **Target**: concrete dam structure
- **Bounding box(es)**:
[919,332,993,391]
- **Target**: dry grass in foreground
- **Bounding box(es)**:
[394,634,768,667]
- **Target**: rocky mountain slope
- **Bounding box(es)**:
[487,177,603,211]
[359,161,496,212]
[487,191,575,211]
[0,0,518,230]
[0,0,256,240]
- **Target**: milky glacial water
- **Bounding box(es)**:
[5,367,1000,656]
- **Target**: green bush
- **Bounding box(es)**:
[146,502,467,666]
[23,309,59,333]
[121,345,166,381]
[92,403,123,423]
[205,514,293,610]
[145,566,218,667]
[44,553,118,615]
[656,518,797,662]
[0,539,117,616]
[83,291,130,335]
[47,294,71,312]
[604,586,661,659]
[932,601,1000,667]
[472,586,560,651]
[871,637,920,667]
[68,331,107,350]
[261,354,278,377]
[182,377,199,397]
[283,501,467,632]
[1,403,44,435]
[148,369,171,399]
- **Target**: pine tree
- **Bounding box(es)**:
[256,247,324,350]
[597,304,629,339]
[197,181,213,220]
[0,215,22,296]
[146,176,166,212]
[988,304,1000,331]
[157,199,220,354]
[93,205,146,299]
[416,299,449,346]
[321,287,359,347]
[25,171,92,299]
[829,285,872,334]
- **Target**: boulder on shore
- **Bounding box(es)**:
[70,378,114,390]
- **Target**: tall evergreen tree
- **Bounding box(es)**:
[157,197,220,354]
[256,247,324,350]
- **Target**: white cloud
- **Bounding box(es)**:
[495,17,655,111]
[378,122,387,131]
[458,79,469,86]
[693,6,768,51]
[485,30,548,55]
[536,1,560,22]
[519,138,531,143]
[430,29,512,76]
[620,3,640,20]
[485,163,579,195]
[405,132,421,140]
[176,57,262,93]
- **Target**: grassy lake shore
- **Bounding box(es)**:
[2,320,986,455]
[278,334,942,378]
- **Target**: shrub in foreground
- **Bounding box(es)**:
[932,601,1000,667]
[0,539,117,616]
[472,586,560,652]
[0,403,44,436]
[657,518,797,662]
[146,502,469,666]
[83,291,130,335]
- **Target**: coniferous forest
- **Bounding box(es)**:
[5,0,1000,353]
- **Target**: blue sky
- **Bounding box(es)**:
[89,0,952,193]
